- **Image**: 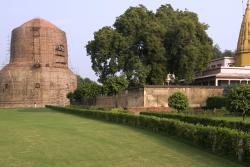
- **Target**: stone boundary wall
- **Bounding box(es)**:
[144,86,224,108]
[96,93,128,108]
[95,86,224,110]
[96,89,144,108]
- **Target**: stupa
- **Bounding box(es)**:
[0,18,77,107]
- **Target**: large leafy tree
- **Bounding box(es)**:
[163,9,213,83]
[86,27,127,84]
[87,4,213,86]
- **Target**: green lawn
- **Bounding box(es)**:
[164,110,250,123]
[191,114,250,123]
[212,116,250,123]
[0,108,246,167]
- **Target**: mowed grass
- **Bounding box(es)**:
[0,108,246,167]
[213,116,250,123]
[166,111,250,123]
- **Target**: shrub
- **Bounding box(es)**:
[140,112,250,132]
[68,77,102,102]
[111,108,128,113]
[168,92,189,112]
[227,84,250,120]
[206,96,228,109]
[67,92,74,101]
[46,105,250,163]
[103,75,128,96]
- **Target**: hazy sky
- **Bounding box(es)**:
[0,0,246,80]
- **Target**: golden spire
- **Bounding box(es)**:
[236,1,250,66]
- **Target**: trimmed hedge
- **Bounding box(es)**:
[140,112,250,133]
[46,105,250,163]
[206,96,228,109]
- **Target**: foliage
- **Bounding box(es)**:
[222,50,234,57]
[66,92,74,100]
[86,4,213,86]
[70,105,113,111]
[212,44,222,59]
[227,85,250,119]
[211,44,234,59]
[168,92,189,112]
[140,112,250,132]
[228,84,250,120]
[69,105,128,113]
[206,96,228,109]
[47,105,250,163]
[67,77,102,101]
[163,9,213,83]
[103,75,128,95]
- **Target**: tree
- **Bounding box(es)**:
[168,92,189,112]
[67,77,102,102]
[222,50,234,57]
[76,75,92,87]
[211,45,234,59]
[86,27,127,84]
[164,10,213,83]
[86,4,213,86]
[103,75,128,96]
[212,44,222,59]
[227,85,250,121]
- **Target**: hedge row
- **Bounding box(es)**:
[46,105,250,163]
[140,112,250,133]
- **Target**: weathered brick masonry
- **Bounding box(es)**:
[0,18,77,107]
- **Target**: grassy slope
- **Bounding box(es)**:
[0,108,246,167]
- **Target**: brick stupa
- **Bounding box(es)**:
[0,18,77,107]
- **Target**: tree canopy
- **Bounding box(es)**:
[103,75,129,96]
[67,77,102,101]
[212,44,235,59]
[227,85,250,120]
[86,4,214,87]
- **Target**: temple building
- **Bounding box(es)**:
[0,18,77,107]
[195,2,250,86]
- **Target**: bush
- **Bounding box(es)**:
[227,85,250,120]
[103,75,128,96]
[206,96,228,109]
[46,105,250,163]
[111,108,128,113]
[168,92,189,112]
[67,92,74,100]
[140,112,250,132]
[67,77,102,102]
